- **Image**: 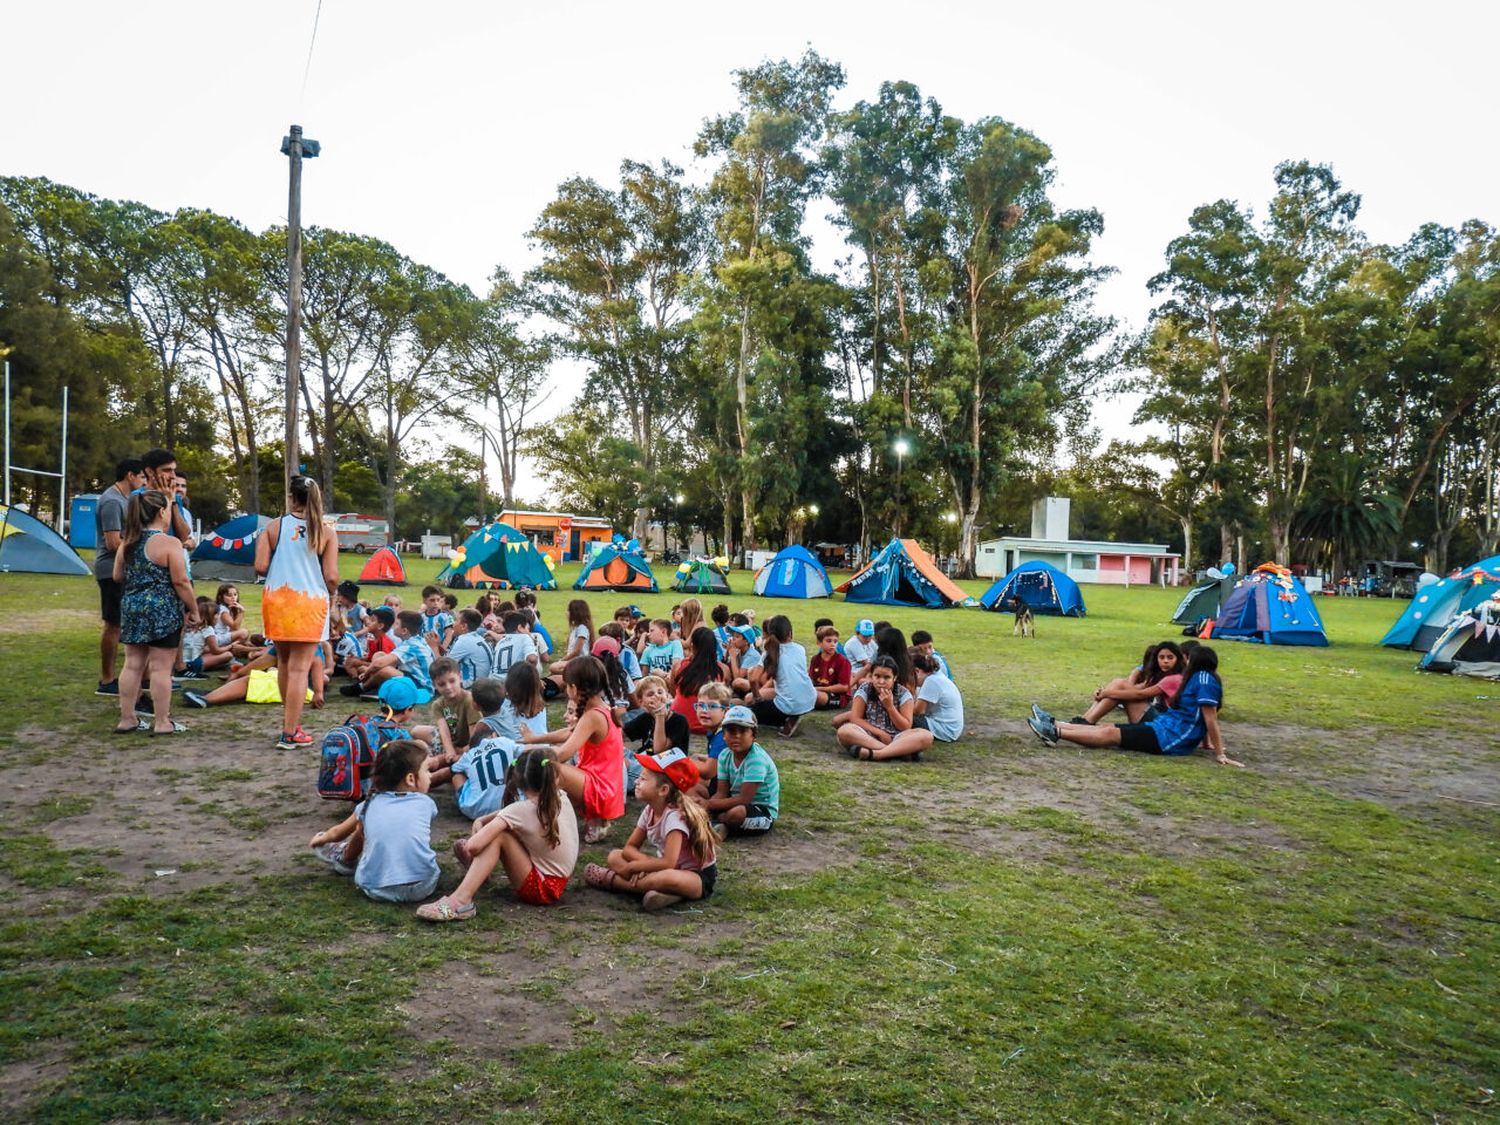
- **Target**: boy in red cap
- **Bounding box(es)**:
[584,749,719,911]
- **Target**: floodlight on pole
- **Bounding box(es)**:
[893,437,911,537]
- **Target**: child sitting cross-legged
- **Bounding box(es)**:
[341,606,396,690]
[420,657,480,773]
[585,749,718,912]
[178,596,231,678]
[308,735,440,903]
[344,610,434,702]
[836,656,915,760]
[701,705,779,840]
[419,747,580,920]
[724,624,762,696]
[448,713,522,822]
[809,625,852,710]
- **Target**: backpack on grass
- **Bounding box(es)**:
[317,714,406,801]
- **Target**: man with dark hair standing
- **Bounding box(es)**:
[139,449,192,544]
[95,456,146,695]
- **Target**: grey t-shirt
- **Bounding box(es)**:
[93,486,127,580]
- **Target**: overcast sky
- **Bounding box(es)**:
[4,1,1496,497]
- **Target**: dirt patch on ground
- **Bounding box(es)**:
[5,685,1497,1094]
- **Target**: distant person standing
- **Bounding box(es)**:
[255,475,339,750]
[94,456,146,696]
[113,489,199,735]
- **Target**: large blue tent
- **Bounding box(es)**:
[0,503,91,576]
[191,514,270,582]
[835,539,973,608]
[753,544,833,599]
[979,560,1086,617]
[1211,565,1328,646]
[1380,556,1500,652]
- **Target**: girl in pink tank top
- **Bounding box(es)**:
[522,655,624,844]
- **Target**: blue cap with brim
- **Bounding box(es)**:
[377,677,429,711]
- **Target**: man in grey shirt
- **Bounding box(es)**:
[95,456,145,695]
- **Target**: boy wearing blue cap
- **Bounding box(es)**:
[725,624,763,695]
[845,619,878,687]
[702,706,779,840]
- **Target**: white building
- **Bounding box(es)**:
[976,498,1181,586]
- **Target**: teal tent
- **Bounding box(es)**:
[437,521,557,589]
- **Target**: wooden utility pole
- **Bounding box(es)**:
[283,124,306,499]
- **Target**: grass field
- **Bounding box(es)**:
[1,553,1496,1122]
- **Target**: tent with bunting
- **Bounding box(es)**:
[190,514,270,582]
[673,557,732,595]
[753,544,833,599]
[979,560,1086,616]
[1417,598,1500,679]
[1210,563,1328,646]
[836,538,973,608]
[1379,555,1500,652]
[575,541,658,593]
[357,545,407,586]
[0,503,91,576]
[435,521,556,589]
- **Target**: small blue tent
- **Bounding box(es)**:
[979,560,1086,617]
[754,544,833,599]
[191,514,270,582]
[1380,556,1500,652]
[835,538,973,608]
[1211,565,1328,646]
[0,503,91,576]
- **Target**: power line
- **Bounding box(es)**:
[300,0,324,105]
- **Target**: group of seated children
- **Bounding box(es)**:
[1025,640,1242,767]
[334,583,552,705]
[310,617,782,922]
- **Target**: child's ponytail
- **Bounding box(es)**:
[505,747,562,848]
[666,782,717,864]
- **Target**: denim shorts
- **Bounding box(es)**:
[360,870,440,903]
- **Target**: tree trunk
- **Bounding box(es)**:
[957,503,979,579]
[320,353,337,500]
[1179,516,1194,577]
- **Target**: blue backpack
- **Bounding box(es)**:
[317,714,407,801]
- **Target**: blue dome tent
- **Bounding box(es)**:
[753,544,833,599]
[190,514,270,582]
[1380,556,1500,652]
[0,503,91,576]
[979,560,1086,617]
[835,538,973,608]
[1211,564,1328,646]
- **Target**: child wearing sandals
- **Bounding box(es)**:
[585,748,718,912]
[418,747,579,921]
[308,739,440,903]
[835,656,915,760]
[521,655,624,844]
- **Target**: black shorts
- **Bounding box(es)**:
[912,714,930,731]
[814,694,846,710]
[750,699,792,726]
[719,803,775,837]
[695,862,717,899]
[1117,723,1162,754]
[146,630,182,651]
[98,578,123,626]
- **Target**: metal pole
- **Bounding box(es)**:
[3,361,10,507]
[57,386,68,534]
[285,123,305,498]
